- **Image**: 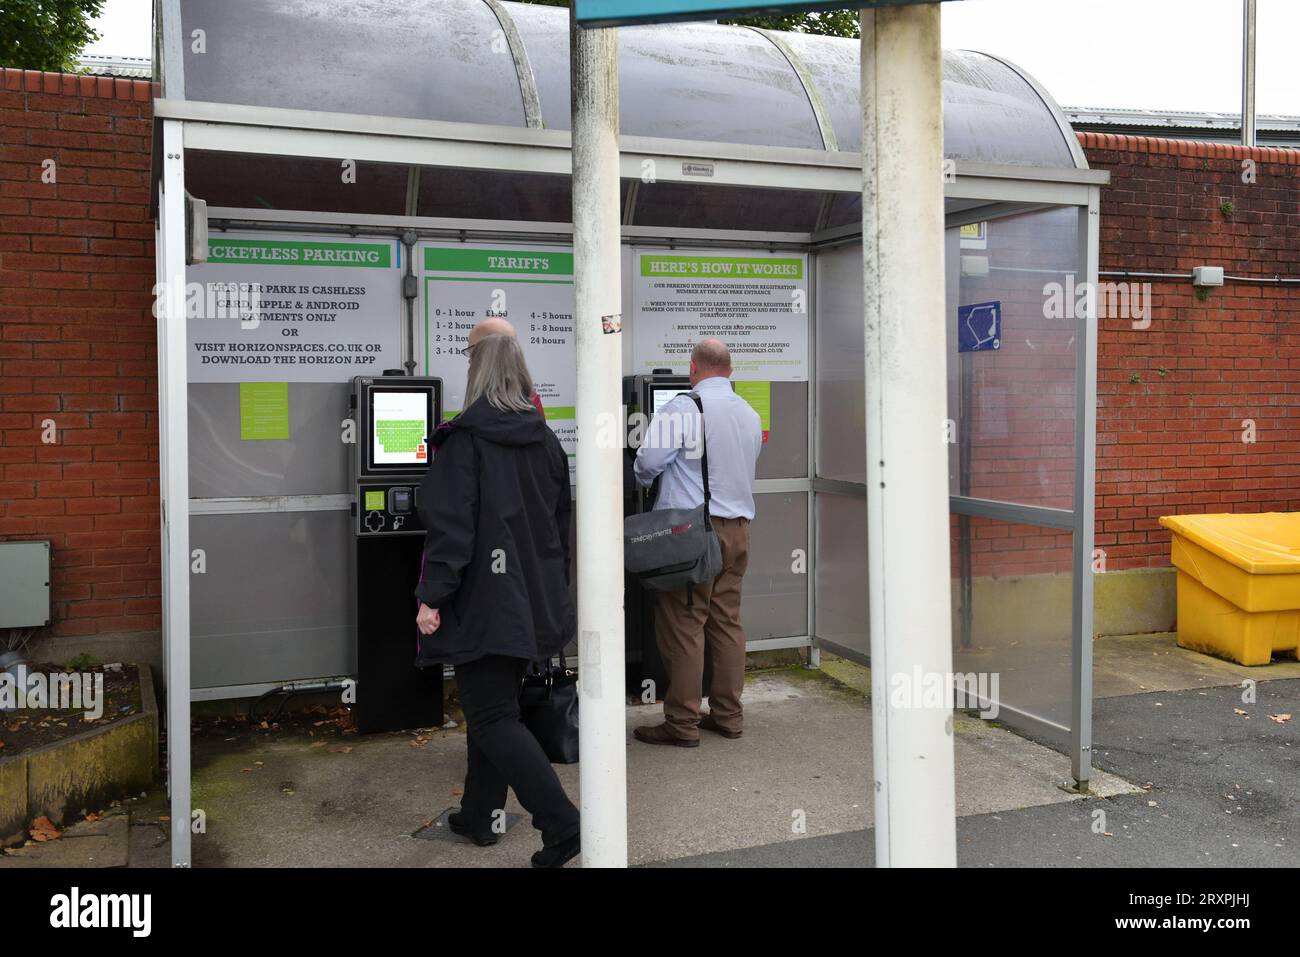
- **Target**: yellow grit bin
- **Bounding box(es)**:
[1158,512,1300,666]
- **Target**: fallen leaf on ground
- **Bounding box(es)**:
[310,741,327,748]
[30,817,61,842]
[1234,709,1249,717]
[1269,713,1291,724]
[450,788,463,796]
[330,746,352,754]
[83,812,101,823]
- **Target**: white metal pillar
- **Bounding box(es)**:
[158,119,193,867]
[569,8,629,868]
[1241,0,1257,147]
[861,3,958,867]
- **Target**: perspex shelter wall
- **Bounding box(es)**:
[152,0,1106,865]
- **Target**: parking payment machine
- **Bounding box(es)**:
[349,375,444,733]
[623,372,692,694]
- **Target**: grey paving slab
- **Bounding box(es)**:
[110,666,1137,868]
[1093,632,1300,699]
[656,678,1300,868]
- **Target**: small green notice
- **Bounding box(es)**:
[239,382,290,440]
[735,381,771,443]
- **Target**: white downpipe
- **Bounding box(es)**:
[570,9,628,868]
[861,4,958,868]
[159,120,192,867]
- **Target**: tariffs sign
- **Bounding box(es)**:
[576,0,953,28]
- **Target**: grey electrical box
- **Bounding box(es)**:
[0,540,51,628]
[1192,265,1224,286]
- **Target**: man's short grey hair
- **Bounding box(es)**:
[464,333,536,414]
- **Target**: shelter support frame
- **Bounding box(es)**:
[153,99,1104,869]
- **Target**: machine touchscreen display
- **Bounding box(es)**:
[369,388,431,469]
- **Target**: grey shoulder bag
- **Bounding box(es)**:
[622,393,723,599]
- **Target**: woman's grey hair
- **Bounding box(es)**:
[464,333,537,414]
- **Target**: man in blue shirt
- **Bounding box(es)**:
[632,339,763,747]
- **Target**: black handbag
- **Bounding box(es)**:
[519,655,579,764]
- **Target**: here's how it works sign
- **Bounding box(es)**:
[185,233,403,383]
[632,249,808,381]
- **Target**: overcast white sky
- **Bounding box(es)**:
[84,0,1299,115]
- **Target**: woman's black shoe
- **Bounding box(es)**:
[447,810,499,847]
[531,833,580,868]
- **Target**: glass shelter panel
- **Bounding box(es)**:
[947,208,1079,510]
[187,152,410,217]
[813,492,868,662]
[815,243,866,484]
[746,493,810,640]
[949,515,1074,740]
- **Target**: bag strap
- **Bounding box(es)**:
[687,392,711,525]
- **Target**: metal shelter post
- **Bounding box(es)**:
[158,119,193,867]
[1241,0,1257,148]
[1070,187,1102,787]
[570,8,629,868]
[861,3,958,868]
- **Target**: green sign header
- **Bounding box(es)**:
[640,254,804,280]
[424,248,575,276]
[208,239,393,268]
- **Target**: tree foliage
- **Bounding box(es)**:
[518,0,860,38]
[0,0,106,72]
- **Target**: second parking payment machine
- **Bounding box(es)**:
[623,371,692,693]
[349,375,444,733]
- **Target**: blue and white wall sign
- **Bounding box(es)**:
[957,300,1001,353]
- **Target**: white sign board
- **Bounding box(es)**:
[185,233,403,383]
[417,243,577,478]
[631,249,808,381]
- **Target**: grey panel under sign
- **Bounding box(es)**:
[190,511,352,688]
[189,382,351,498]
[0,540,51,628]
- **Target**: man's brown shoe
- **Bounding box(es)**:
[633,724,699,748]
[700,714,742,739]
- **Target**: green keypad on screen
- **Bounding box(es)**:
[375,419,425,454]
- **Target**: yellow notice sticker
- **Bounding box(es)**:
[734,381,771,443]
[239,382,289,440]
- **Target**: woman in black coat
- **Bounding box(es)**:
[414,333,579,868]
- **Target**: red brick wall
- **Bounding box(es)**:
[3,69,1298,640]
[0,68,160,639]
[1079,133,1300,571]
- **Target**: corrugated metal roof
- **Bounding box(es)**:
[1065,106,1300,147]
[75,55,154,79]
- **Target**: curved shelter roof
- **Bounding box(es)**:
[171,0,1086,170]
